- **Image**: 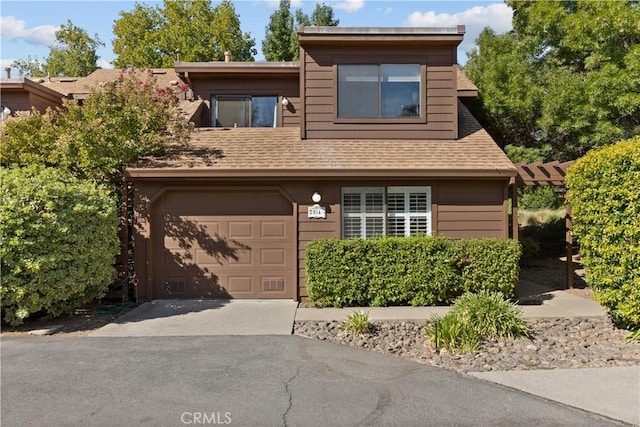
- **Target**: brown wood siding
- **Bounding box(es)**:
[29,92,63,113]
[131,178,508,301]
[301,46,456,140]
[188,76,300,127]
[435,180,507,239]
[1,91,30,112]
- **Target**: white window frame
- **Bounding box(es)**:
[341,186,431,239]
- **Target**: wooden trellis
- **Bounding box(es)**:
[511,161,576,288]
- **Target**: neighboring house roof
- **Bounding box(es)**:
[40,68,183,99]
[0,77,66,100]
[127,101,515,179]
[456,67,478,98]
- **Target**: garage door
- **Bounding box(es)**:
[152,189,296,299]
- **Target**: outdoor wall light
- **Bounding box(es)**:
[312,192,322,203]
[281,97,290,106]
[3,107,11,116]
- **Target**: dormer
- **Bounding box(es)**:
[297,26,465,140]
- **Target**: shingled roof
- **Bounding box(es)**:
[127,101,515,179]
[40,68,183,98]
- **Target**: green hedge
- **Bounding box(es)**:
[0,166,120,325]
[566,137,640,329]
[305,236,520,307]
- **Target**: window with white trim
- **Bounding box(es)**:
[341,187,431,239]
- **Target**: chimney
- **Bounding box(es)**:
[5,67,11,79]
[224,51,231,63]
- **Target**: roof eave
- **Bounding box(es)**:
[125,167,516,180]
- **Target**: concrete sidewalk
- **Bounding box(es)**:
[470,367,640,426]
[294,279,607,321]
[90,299,297,337]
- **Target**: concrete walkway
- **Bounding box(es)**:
[295,279,607,321]
[90,299,297,337]
[471,367,640,426]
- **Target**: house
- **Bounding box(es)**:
[125,26,517,302]
[0,68,66,120]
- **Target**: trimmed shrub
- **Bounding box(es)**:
[305,236,520,307]
[0,166,120,325]
[566,137,640,329]
[455,238,521,295]
[425,291,528,353]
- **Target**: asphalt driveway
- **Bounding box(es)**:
[1,336,623,426]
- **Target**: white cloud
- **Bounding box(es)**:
[404,3,513,60]
[0,16,57,46]
[97,59,113,70]
[334,0,365,13]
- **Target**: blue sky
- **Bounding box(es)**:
[0,1,513,75]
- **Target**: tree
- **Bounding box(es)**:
[113,0,256,68]
[465,0,640,160]
[0,70,189,181]
[263,0,297,61]
[45,20,103,77]
[308,2,340,26]
[264,1,339,61]
[10,56,46,78]
[10,21,103,77]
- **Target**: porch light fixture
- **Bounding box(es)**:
[3,107,11,116]
[312,192,322,203]
[281,97,289,106]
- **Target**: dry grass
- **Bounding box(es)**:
[518,208,565,226]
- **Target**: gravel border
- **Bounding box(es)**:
[294,317,640,373]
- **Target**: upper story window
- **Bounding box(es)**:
[337,64,421,119]
[212,96,277,128]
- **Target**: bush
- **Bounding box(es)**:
[0,166,120,325]
[305,236,520,307]
[455,239,521,295]
[519,186,564,210]
[425,291,528,353]
[566,137,640,329]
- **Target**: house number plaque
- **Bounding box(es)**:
[308,204,326,219]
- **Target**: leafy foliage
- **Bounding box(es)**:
[1,69,189,181]
[466,1,640,160]
[305,236,520,307]
[11,20,103,77]
[113,0,256,67]
[265,1,339,61]
[11,56,47,78]
[341,310,371,335]
[45,20,104,77]
[263,0,297,61]
[566,137,640,329]
[425,291,528,353]
[0,166,119,325]
[296,2,340,27]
